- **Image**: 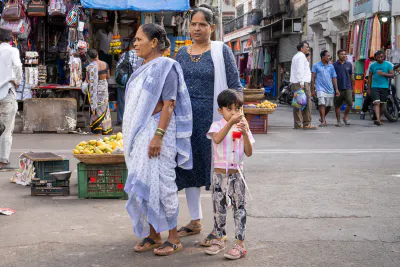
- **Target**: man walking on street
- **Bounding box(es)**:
[311,50,340,127]
[115,39,141,126]
[290,41,316,129]
[333,49,354,126]
[368,51,394,126]
[0,27,22,170]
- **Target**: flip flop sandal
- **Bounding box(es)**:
[200,233,228,247]
[205,240,226,255]
[177,223,202,237]
[374,120,383,126]
[335,122,342,127]
[134,237,162,252]
[224,244,247,260]
[343,120,350,125]
[318,123,327,127]
[153,241,183,256]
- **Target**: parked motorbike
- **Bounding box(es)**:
[383,63,400,122]
[278,79,293,105]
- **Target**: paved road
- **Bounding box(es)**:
[1,106,400,267]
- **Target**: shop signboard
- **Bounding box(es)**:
[353,0,372,16]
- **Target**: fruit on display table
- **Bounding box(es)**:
[244,100,277,109]
[73,132,123,155]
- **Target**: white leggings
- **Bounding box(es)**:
[185,187,203,220]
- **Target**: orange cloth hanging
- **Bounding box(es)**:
[234,38,241,52]
[227,41,232,49]
[246,36,252,49]
[369,14,381,58]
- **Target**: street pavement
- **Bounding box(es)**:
[1,105,400,267]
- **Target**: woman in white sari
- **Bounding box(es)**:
[123,24,192,256]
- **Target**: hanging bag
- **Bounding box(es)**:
[2,0,22,20]
[66,5,81,27]
[48,0,66,16]
[28,0,46,17]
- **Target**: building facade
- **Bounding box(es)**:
[307,0,350,65]
[222,0,306,94]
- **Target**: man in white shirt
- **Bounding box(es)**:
[290,41,317,129]
[0,27,22,170]
[96,27,113,68]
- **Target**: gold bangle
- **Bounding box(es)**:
[156,128,166,134]
[155,131,164,137]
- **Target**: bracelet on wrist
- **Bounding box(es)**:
[155,131,164,138]
[156,128,165,134]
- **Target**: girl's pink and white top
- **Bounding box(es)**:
[207,119,255,170]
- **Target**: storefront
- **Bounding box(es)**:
[0,0,192,132]
[348,0,392,109]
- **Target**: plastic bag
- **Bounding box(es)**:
[294,89,307,105]
[291,97,305,110]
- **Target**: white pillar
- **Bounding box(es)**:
[313,32,319,64]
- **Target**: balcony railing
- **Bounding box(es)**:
[223,12,253,35]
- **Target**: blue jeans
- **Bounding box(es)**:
[117,86,125,124]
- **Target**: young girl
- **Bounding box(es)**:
[205,89,254,260]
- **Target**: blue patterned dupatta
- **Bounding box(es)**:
[123,57,192,238]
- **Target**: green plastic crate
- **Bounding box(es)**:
[77,163,128,199]
[34,159,69,180]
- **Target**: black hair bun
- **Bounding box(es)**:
[199,4,212,10]
[164,38,171,50]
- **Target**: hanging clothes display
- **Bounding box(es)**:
[352,23,359,57]
[264,48,271,75]
[346,24,353,54]
[364,18,373,59]
[69,56,82,87]
[356,20,364,60]
[25,67,39,87]
[359,18,369,60]
[246,50,253,70]
[257,48,264,70]
[369,15,381,58]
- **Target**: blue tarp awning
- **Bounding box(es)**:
[80,0,190,12]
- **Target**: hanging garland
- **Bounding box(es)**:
[109,11,122,55]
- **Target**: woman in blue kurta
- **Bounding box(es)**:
[175,5,241,246]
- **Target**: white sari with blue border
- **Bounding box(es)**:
[123,57,192,238]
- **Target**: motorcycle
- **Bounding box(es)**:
[383,63,400,122]
[278,79,293,105]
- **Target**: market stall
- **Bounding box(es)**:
[0,0,195,133]
[243,88,277,134]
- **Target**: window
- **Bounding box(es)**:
[236,4,244,17]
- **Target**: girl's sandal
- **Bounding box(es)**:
[134,237,162,252]
[200,233,228,247]
[153,241,183,256]
[224,244,247,260]
[204,240,226,255]
[177,223,202,237]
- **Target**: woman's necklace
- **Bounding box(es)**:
[188,42,210,63]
